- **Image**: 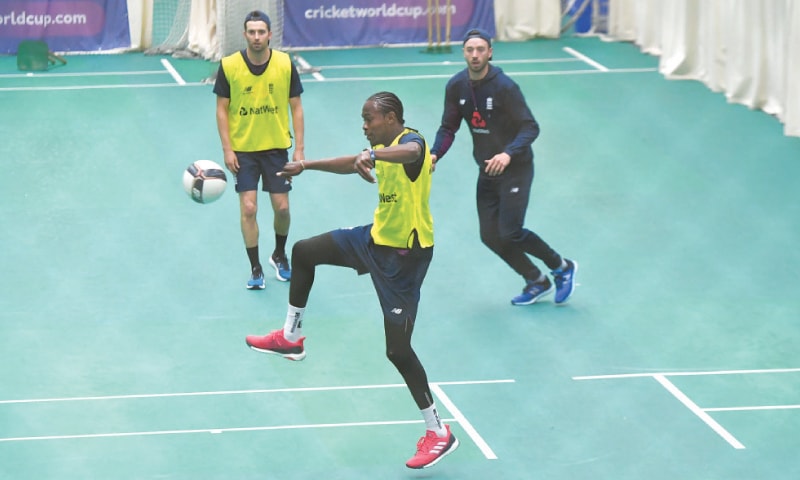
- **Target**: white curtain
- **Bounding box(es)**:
[494,0,561,40]
[784,0,800,136]
[188,0,219,59]
[608,0,800,138]
[609,0,664,54]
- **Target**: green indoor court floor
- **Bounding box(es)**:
[1,36,800,479]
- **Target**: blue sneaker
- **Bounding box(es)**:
[247,267,265,290]
[552,259,577,304]
[269,253,291,282]
[511,277,553,305]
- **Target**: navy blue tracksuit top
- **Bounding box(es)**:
[431,64,540,176]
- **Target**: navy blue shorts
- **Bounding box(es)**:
[331,225,433,324]
[234,149,292,194]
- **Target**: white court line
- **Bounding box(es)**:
[0,379,514,405]
[705,404,800,412]
[0,67,657,92]
[0,379,514,458]
[313,58,581,70]
[306,68,656,83]
[431,383,498,460]
[563,47,609,71]
[160,58,186,85]
[0,70,168,79]
[653,375,745,449]
[504,67,654,77]
[293,54,325,81]
[572,368,800,449]
[573,367,800,381]
[0,419,436,443]
[0,83,204,92]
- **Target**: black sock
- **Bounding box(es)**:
[274,234,288,257]
[246,246,260,271]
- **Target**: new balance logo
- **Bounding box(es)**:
[390,308,403,315]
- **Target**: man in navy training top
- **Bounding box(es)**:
[430,28,577,306]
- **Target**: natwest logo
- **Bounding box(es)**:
[379,192,398,203]
[238,104,280,116]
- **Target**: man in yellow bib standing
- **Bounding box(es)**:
[214,10,305,289]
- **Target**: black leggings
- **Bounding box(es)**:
[290,232,435,410]
[476,165,562,281]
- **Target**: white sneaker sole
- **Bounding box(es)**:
[511,285,554,306]
[269,257,290,282]
[248,344,306,361]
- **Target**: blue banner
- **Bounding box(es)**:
[283,0,495,48]
[0,0,130,54]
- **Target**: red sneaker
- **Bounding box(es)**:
[405,424,459,469]
[245,329,306,361]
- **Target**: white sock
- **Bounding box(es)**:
[283,305,304,342]
[421,404,447,437]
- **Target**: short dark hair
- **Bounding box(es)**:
[244,10,271,30]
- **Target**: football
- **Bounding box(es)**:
[183,160,227,204]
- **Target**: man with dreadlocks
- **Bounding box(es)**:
[244,91,458,469]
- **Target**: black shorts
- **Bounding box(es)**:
[234,149,292,194]
[331,225,433,324]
